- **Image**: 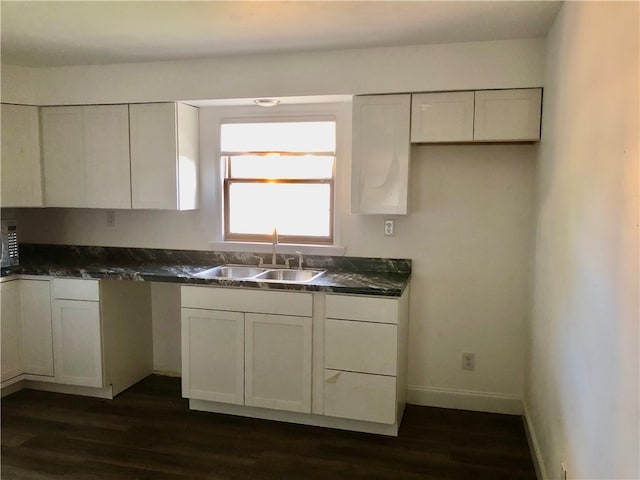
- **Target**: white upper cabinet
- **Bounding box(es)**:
[352,94,411,215]
[411,92,474,143]
[42,105,131,208]
[83,105,132,209]
[1,104,44,207]
[474,88,542,141]
[129,103,199,210]
[42,106,85,207]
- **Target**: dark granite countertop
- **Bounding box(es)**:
[1,244,411,297]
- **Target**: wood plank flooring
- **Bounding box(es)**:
[1,375,536,479]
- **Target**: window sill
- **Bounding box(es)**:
[208,241,346,257]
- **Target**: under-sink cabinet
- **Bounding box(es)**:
[181,285,409,435]
[181,287,312,413]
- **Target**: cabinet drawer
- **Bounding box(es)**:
[326,295,398,324]
[323,369,397,424]
[325,319,397,375]
[181,286,312,317]
[52,278,100,301]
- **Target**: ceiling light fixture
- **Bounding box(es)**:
[253,98,281,107]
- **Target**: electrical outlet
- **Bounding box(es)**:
[106,210,116,227]
[384,219,394,237]
[462,352,475,370]
[560,463,567,480]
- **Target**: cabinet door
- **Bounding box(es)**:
[20,279,54,376]
[245,313,312,413]
[1,104,43,207]
[41,106,86,207]
[84,105,132,209]
[351,94,410,215]
[411,92,474,142]
[323,369,397,424]
[1,281,22,382]
[129,103,179,210]
[52,299,103,387]
[474,88,542,141]
[181,308,244,404]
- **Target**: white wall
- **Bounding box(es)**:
[526,2,639,479]
[1,38,544,105]
[10,37,540,411]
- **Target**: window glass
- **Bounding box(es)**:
[222,120,336,244]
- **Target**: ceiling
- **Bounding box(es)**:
[1,1,562,68]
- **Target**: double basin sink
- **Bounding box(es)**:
[194,265,325,283]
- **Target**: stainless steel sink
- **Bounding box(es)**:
[194,265,268,279]
[254,269,325,282]
[194,264,324,283]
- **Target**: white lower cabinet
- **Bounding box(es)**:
[49,278,153,395]
[181,286,312,414]
[181,308,244,404]
[323,289,409,426]
[20,279,54,377]
[181,284,409,435]
[1,280,23,382]
[323,369,397,424]
[53,299,102,387]
[1,279,54,383]
[245,313,312,413]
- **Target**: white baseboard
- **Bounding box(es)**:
[407,385,523,415]
[523,402,548,480]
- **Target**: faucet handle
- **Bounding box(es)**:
[250,254,263,267]
[285,257,296,269]
[295,251,304,270]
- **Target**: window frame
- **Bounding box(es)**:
[220,118,337,245]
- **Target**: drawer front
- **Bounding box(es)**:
[52,278,100,301]
[326,294,398,324]
[325,319,397,376]
[181,286,312,317]
[323,369,397,424]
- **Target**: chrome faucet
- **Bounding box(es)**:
[296,251,303,270]
[271,228,278,265]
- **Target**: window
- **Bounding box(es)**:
[221,121,336,245]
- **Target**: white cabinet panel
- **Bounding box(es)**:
[1,280,22,382]
[323,369,397,424]
[181,286,312,317]
[1,104,43,207]
[84,105,131,208]
[245,313,312,413]
[474,88,542,141]
[20,279,53,377]
[52,278,100,301]
[411,91,474,142]
[325,294,398,324]
[52,299,102,387]
[325,319,397,376]
[42,105,132,208]
[352,94,410,215]
[129,103,199,210]
[41,106,85,207]
[181,308,244,404]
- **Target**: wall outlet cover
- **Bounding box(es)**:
[384,219,394,236]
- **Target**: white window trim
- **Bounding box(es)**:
[199,101,352,256]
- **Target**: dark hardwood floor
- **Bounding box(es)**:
[1,375,536,479]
